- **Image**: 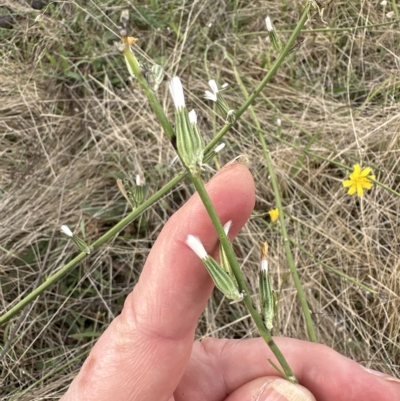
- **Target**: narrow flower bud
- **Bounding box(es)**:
[203,142,226,164]
[120,36,141,79]
[169,77,204,176]
[204,80,235,123]
[117,175,147,209]
[61,225,92,254]
[259,242,275,330]
[134,174,146,205]
[226,109,236,124]
[204,80,218,102]
[186,234,243,302]
[265,16,282,52]
[218,221,238,287]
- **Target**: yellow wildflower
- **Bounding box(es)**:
[268,208,279,223]
[342,164,375,197]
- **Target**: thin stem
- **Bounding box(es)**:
[230,59,317,342]
[392,0,400,21]
[191,175,298,383]
[263,149,318,342]
[204,3,311,154]
[121,37,175,142]
[239,19,400,35]
[0,173,185,326]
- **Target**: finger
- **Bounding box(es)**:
[130,162,255,337]
[61,163,256,401]
[225,377,315,401]
[177,337,400,401]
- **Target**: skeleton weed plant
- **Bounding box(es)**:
[1,1,385,385]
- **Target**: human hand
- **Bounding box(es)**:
[61,163,400,401]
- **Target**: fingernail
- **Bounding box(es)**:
[225,155,249,167]
[362,367,400,384]
[260,379,316,401]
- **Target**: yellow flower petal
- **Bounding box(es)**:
[353,164,361,174]
[268,208,279,223]
[342,180,353,188]
[348,185,357,195]
[360,167,372,177]
[357,184,364,197]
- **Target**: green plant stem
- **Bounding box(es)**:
[392,0,400,21]
[240,19,400,35]
[122,41,175,142]
[204,3,311,154]
[263,150,318,342]
[190,175,298,383]
[230,55,317,342]
[0,173,185,326]
[228,8,318,340]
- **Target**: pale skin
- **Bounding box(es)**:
[61,163,400,401]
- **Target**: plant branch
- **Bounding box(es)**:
[191,175,298,383]
[0,173,185,326]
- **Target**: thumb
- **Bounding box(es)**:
[226,377,316,401]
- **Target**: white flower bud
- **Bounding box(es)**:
[214,143,226,153]
[60,225,73,237]
[169,76,186,109]
[189,109,197,124]
[265,16,274,32]
[186,235,208,260]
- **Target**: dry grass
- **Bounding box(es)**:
[0,0,399,399]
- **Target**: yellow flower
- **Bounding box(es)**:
[342,164,375,197]
[268,208,279,223]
